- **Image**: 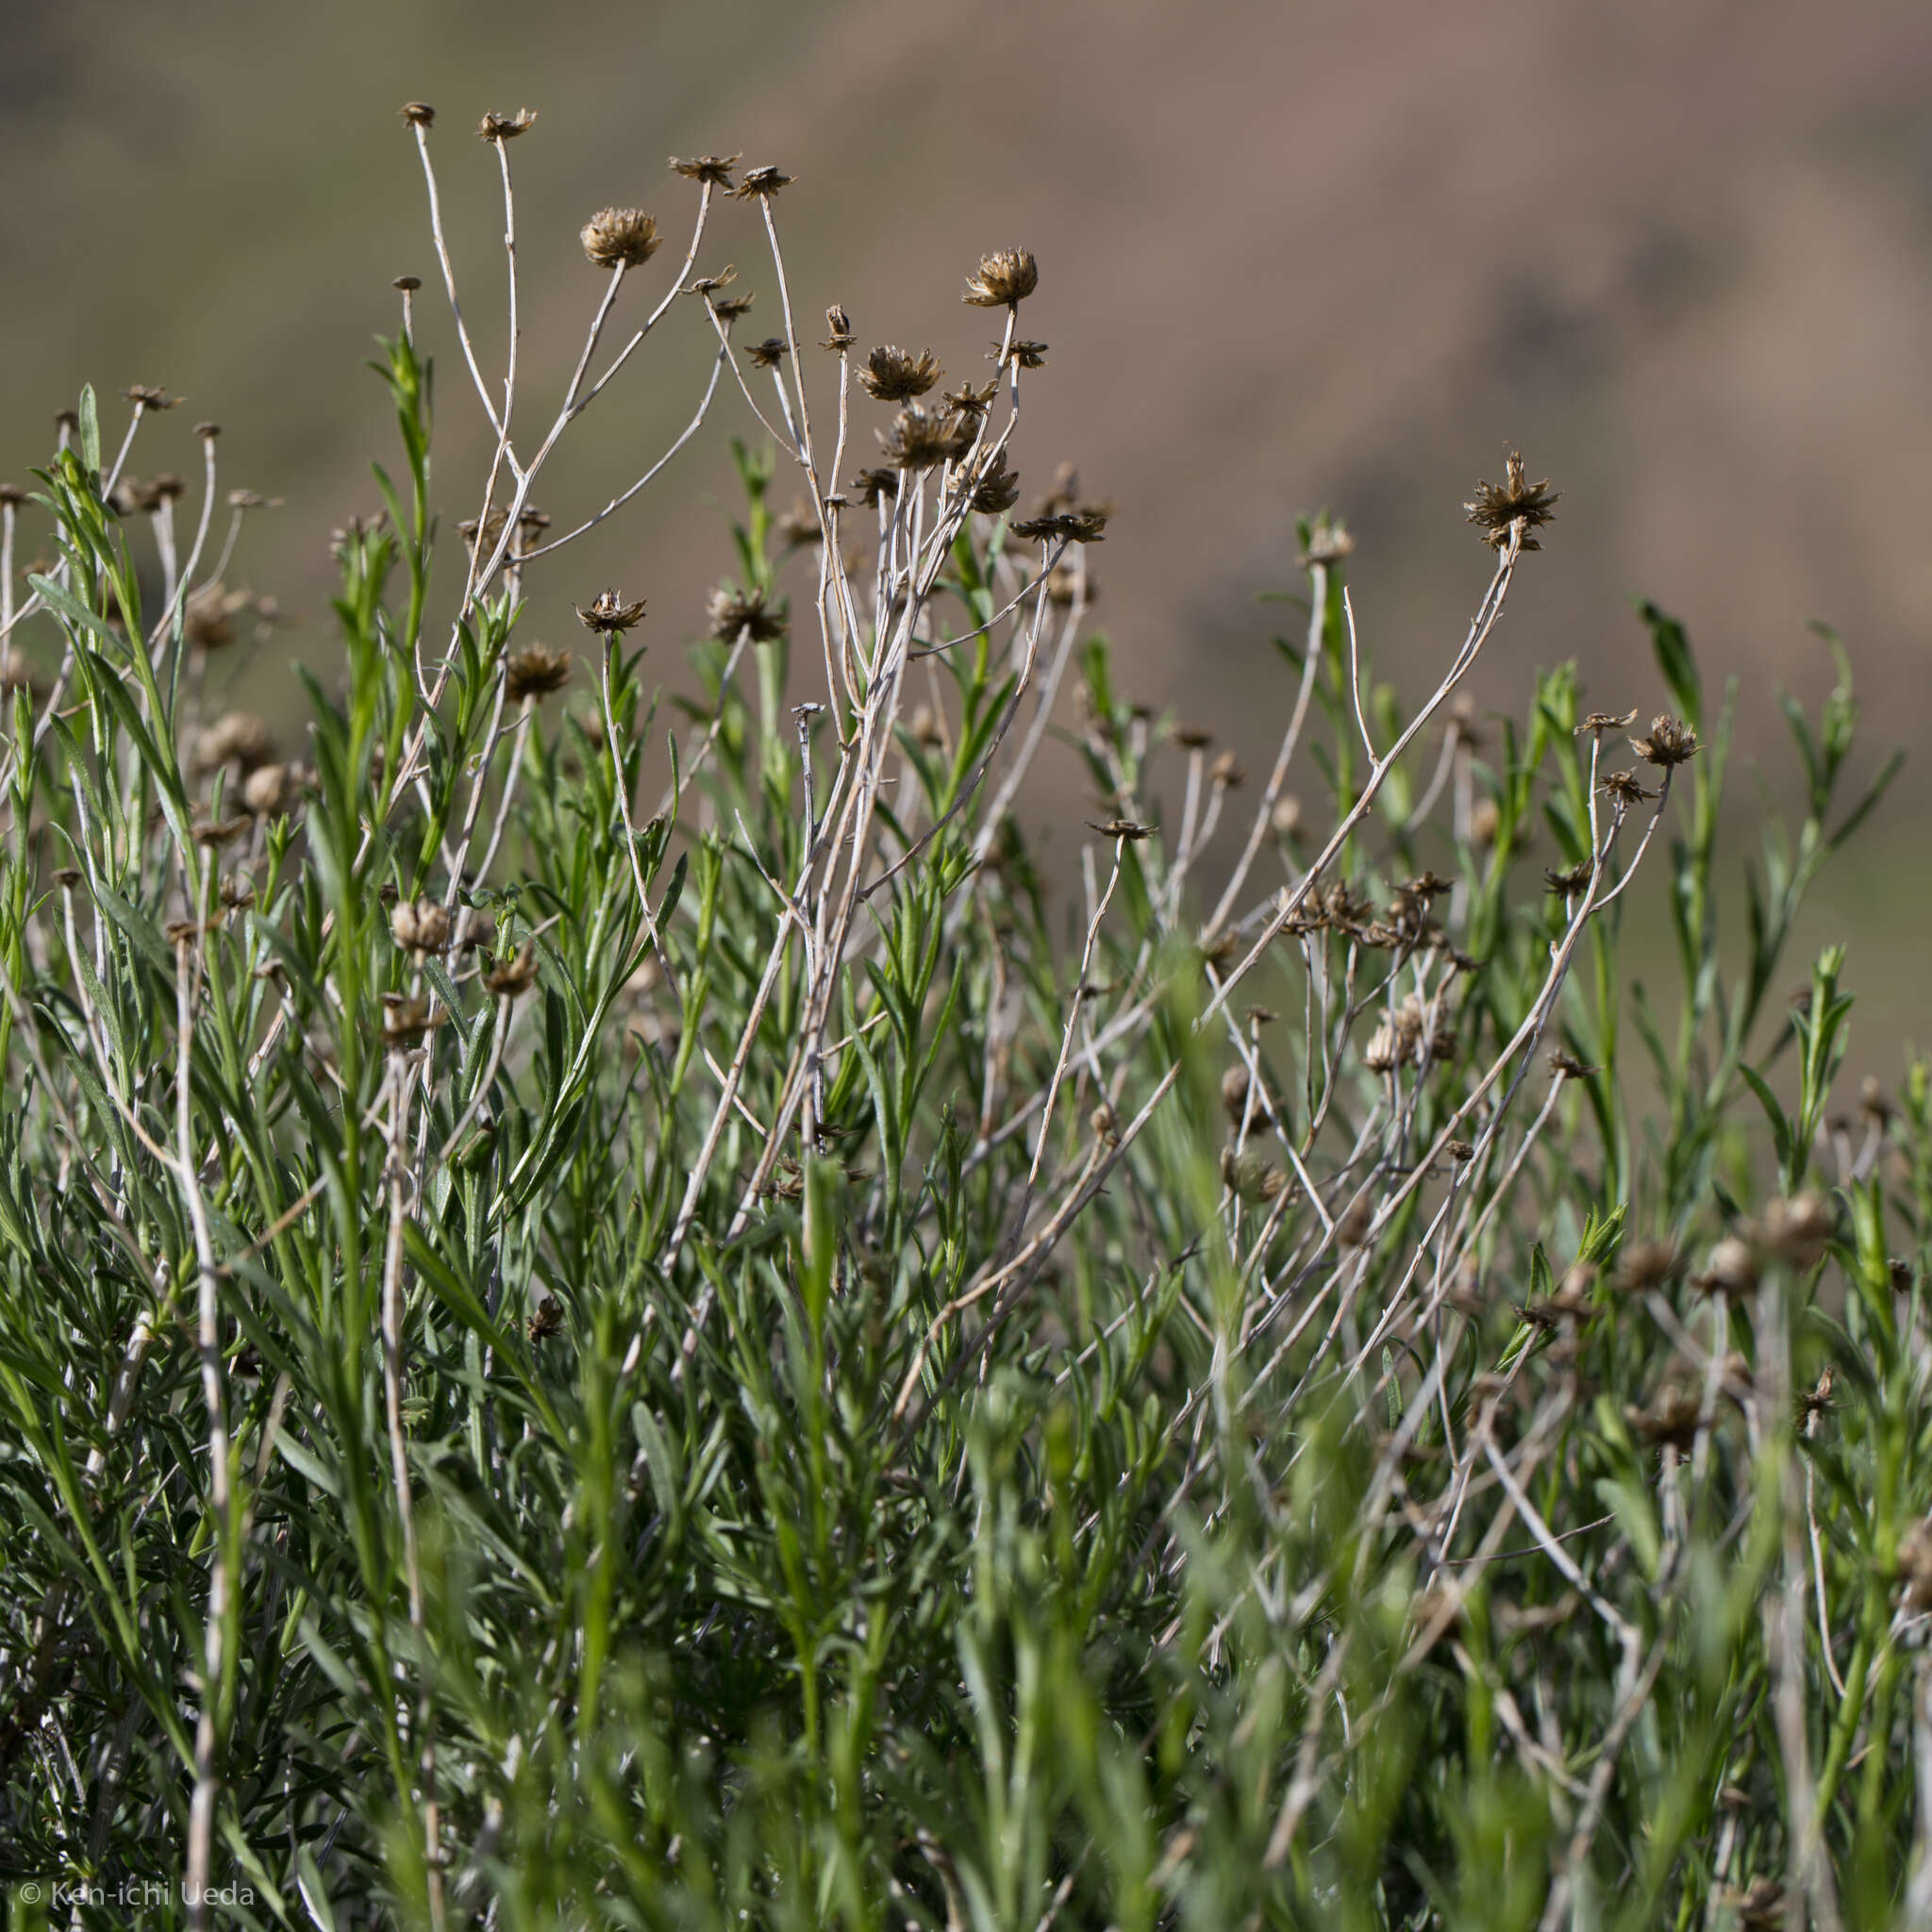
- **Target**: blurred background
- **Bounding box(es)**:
[3,0,1929,1055]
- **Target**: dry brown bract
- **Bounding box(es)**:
[944,379,999,420]
[1463,449,1559,550]
[707,584,788,643]
[857,345,942,403]
[962,248,1039,308]
[478,109,536,142]
[878,405,973,472]
[744,338,790,370]
[581,208,661,272]
[506,646,572,701]
[1600,770,1657,805]
[1629,713,1701,768]
[733,165,793,200]
[485,945,539,999]
[1009,508,1108,545]
[1003,339,1049,370]
[391,899,452,955]
[1576,708,1639,737]
[671,155,739,188]
[576,590,646,633]
[970,454,1022,516]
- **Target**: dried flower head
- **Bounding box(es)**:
[1761,1191,1834,1272]
[970,452,1022,515]
[242,763,300,817]
[400,102,436,127]
[733,165,793,199]
[857,344,942,403]
[1045,563,1088,607]
[943,379,999,420]
[380,994,447,1050]
[745,337,791,370]
[581,208,661,272]
[124,385,179,410]
[1300,516,1356,569]
[576,590,646,633]
[392,275,421,293]
[194,712,275,774]
[671,154,739,188]
[849,467,899,508]
[688,266,738,296]
[1209,750,1244,790]
[775,499,823,547]
[1009,508,1108,545]
[962,248,1039,308]
[506,646,573,701]
[485,945,539,999]
[152,472,186,503]
[1464,450,1559,550]
[1221,1064,1273,1127]
[878,404,973,472]
[1601,769,1658,806]
[1631,1370,1703,1451]
[1629,713,1700,768]
[229,488,283,511]
[1088,819,1154,841]
[1691,1235,1758,1299]
[478,108,536,142]
[1549,1046,1599,1080]
[707,583,788,643]
[710,292,756,325]
[1576,709,1640,737]
[526,1294,564,1341]
[391,898,452,954]
[821,304,855,350]
[1003,339,1050,370]
[1272,794,1303,837]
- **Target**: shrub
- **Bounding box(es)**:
[0,113,1921,1932]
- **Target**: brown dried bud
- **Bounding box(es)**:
[1464,449,1559,550]
[857,344,942,403]
[1300,516,1355,569]
[485,945,539,998]
[821,304,855,350]
[527,1294,564,1341]
[124,385,179,411]
[744,337,791,370]
[1628,713,1700,769]
[1003,339,1049,370]
[962,248,1039,308]
[1691,1235,1758,1299]
[1576,708,1639,737]
[400,102,436,128]
[878,404,973,472]
[478,108,536,142]
[970,452,1022,515]
[392,275,421,292]
[671,154,739,188]
[575,590,646,633]
[1761,1191,1834,1272]
[732,165,793,199]
[194,712,275,774]
[849,467,899,508]
[707,583,788,643]
[711,292,755,324]
[1221,1064,1272,1128]
[1209,750,1244,790]
[581,208,661,272]
[391,898,452,954]
[506,645,572,701]
[1601,770,1657,805]
[1272,794,1303,838]
[242,763,300,817]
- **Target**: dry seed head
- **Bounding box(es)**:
[821,304,855,350]
[576,590,646,633]
[962,247,1039,308]
[970,452,1022,515]
[1300,517,1355,569]
[707,583,788,643]
[391,898,452,954]
[485,945,539,998]
[392,275,421,293]
[1762,1191,1834,1272]
[775,499,823,547]
[670,154,739,188]
[380,994,447,1050]
[152,472,186,503]
[478,108,536,142]
[527,1294,564,1341]
[229,488,282,510]
[745,337,790,370]
[506,645,572,701]
[1463,449,1559,550]
[1044,563,1088,607]
[1692,1235,1759,1299]
[1272,794,1303,837]
[1549,1046,1598,1080]
[943,378,999,419]
[399,101,436,127]
[733,164,794,199]
[1174,726,1213,750]
[581,208,661,272]
[124,385,179,410]
[1220,1064,1272,1127]
[1629,713,1701,769]
[711,292,756,325]
[1601,769,1657,805]
[688,266,738,295]
[1209,750,1244,790]
[878,404,973,472]
[1003,338,1049,370]
[242,763,300,817]
[857,344,942,403]
[850,467,899,508]
[194,711,275,774]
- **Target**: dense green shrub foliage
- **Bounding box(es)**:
[0,127,1923,1930]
